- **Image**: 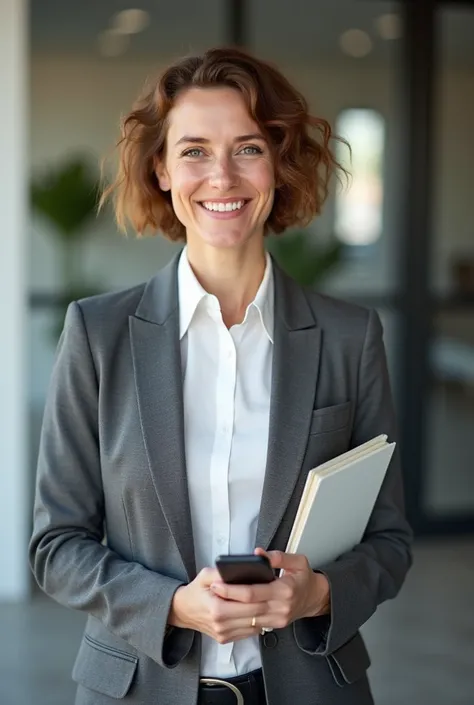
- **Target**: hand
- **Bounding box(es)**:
[168,567,270,644]
[210,549,331,632]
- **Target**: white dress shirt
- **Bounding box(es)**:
[178,247,274,678]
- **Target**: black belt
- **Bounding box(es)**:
[198,668,266,705]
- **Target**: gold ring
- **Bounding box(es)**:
[251,616,257,628]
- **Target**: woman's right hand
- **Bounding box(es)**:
[168,568,266,644]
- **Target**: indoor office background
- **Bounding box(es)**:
[0,1,473,704]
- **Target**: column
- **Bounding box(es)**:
[398,0,437,531]
[0,0,29,601]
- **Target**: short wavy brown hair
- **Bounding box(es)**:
[100,47,348,241]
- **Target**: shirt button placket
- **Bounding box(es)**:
[212,328,235,560]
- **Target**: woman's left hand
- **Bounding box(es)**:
[210,548,331,631]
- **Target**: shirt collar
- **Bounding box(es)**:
[178,247,274,343]
[251,251,274,343]
[177,248,208,340]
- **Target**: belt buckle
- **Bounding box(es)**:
[200,678,245,705]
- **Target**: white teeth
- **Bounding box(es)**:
[202,200,245,212]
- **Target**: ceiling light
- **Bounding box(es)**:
[98,29,130,58]
[339,30,373,59]
[375,13,402,40]
[111,9,150,35]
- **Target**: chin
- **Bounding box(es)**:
[198,229,254,250]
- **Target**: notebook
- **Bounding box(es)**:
[285,435,396,569]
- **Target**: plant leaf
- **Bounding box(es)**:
[31,156,100,241]
[267,231,343,286]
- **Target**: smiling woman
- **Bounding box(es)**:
[30,45,412,705]
[100,47,347,243]
[153,87,276,256]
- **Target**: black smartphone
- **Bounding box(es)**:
[215,554,275,585]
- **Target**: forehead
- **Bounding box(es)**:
[166,87,260,142]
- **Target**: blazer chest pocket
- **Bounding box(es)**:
[309,401,352,436]
[72,634,138,699]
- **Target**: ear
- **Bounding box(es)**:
[154,157,171,192]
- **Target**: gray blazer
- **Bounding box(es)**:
[29,253,413,705]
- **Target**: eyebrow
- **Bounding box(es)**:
[174,133,265,147]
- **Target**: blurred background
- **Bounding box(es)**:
[1,0,474,703]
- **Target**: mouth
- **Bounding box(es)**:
[197,199,251,218]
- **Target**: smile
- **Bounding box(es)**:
[200,200,248,212]
[198,199,250,219]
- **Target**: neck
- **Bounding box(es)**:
[186,238,267,328]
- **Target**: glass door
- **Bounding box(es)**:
[423,3,474,529]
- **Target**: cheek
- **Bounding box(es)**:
[245,161,275,196]
[171,164,205,203]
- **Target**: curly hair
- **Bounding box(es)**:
[100,47,348,241]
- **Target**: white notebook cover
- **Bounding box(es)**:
[286,440,395,569]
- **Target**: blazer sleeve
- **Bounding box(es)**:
[293,307,414,657]
[28,301,194,668]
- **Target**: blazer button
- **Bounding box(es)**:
[263,632,278,649]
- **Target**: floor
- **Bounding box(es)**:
[1,538,473,705]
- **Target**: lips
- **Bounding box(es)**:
[199,199,250,213]
[197,199,251,219]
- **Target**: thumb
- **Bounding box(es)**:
[255,548,307,573]
[197,567,222,587]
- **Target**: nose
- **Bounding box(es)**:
[208,155,238,192]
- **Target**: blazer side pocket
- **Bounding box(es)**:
[72,634,138,699]
[309,401,352,436]
[326,631,371,687]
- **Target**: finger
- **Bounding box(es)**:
[220,607,291,634]
[209,599,268,622]
[258,550,309,573]
[212,612,278,643]
[212,575,296,603]
[212,627,260,644]
[198,567,222,587]
[254,547,284,570]
[227,615,273,633]
[254,547,270,560]
[211,581,274,603]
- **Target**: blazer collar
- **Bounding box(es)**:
[134,251,180,325]
[134,249,316,334]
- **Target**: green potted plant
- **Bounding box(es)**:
[31,155,103,337]
[267,229,343,287]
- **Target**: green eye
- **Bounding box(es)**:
[240,146,262,155]
[183,148,203,157]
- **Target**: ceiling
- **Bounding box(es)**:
[30,0,474,66]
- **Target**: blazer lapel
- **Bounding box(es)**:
[256,263,322,550]
[129,253,196,580]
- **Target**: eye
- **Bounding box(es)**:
[182,148,204,158]
[239,145,263,155]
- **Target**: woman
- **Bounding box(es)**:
[29,47,413,705]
